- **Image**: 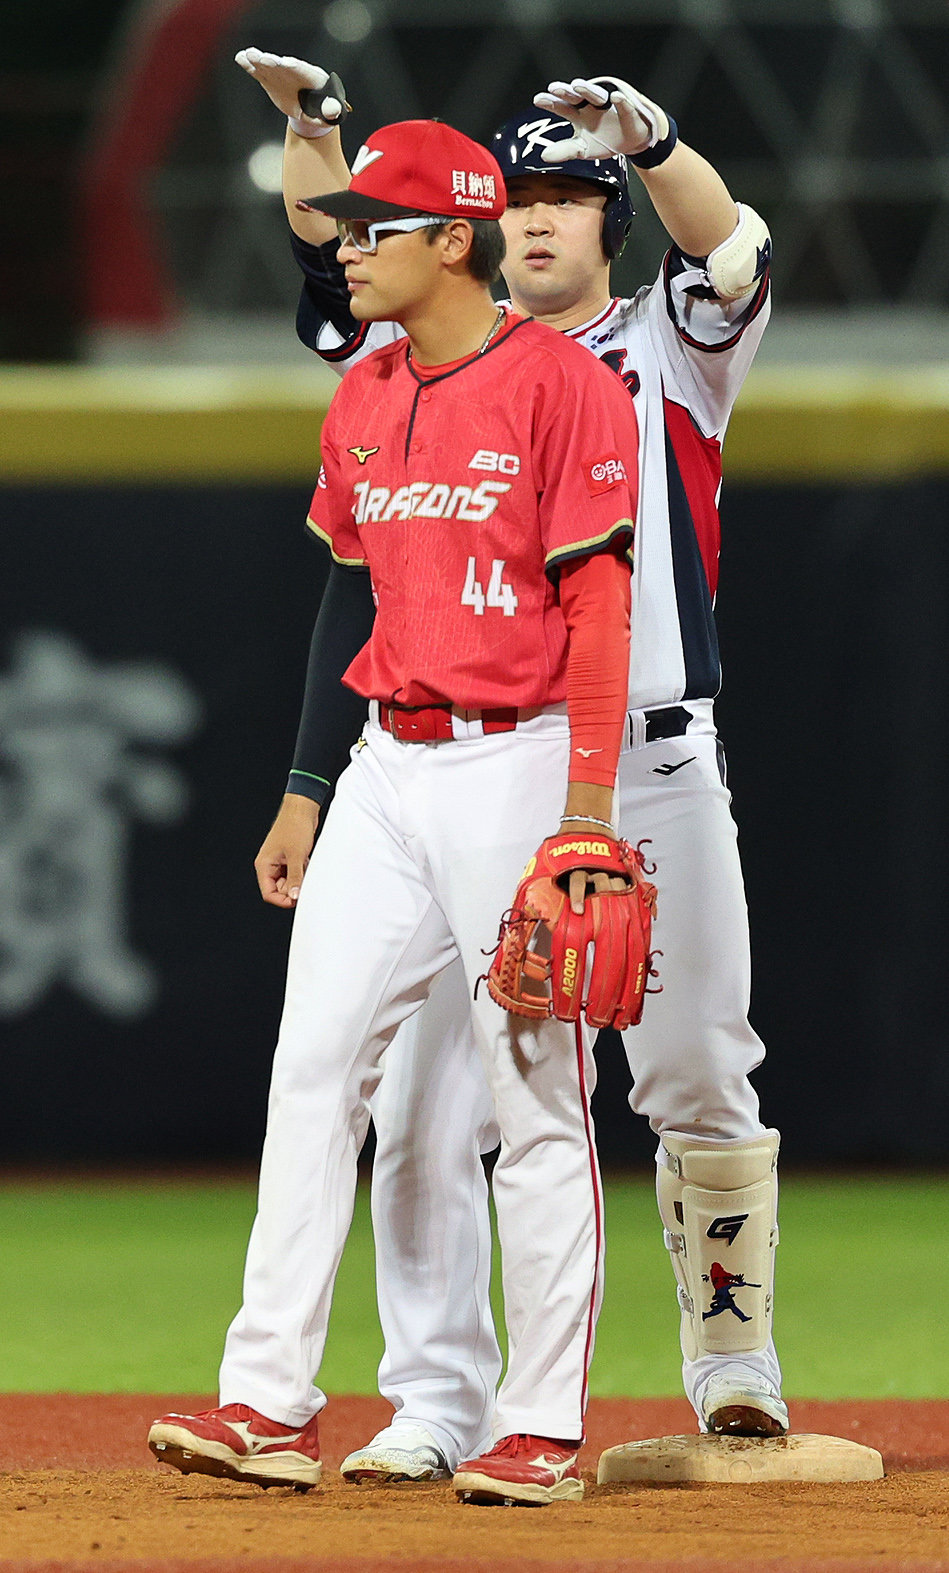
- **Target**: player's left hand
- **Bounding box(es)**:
[534,76,669,161]
[567,865,631,916]
[484,833,658,1031]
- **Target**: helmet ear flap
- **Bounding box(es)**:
[601,192,634,261]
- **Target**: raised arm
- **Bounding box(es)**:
[534,75,770,300]
[631,143,737,261]
[235,48,352,245]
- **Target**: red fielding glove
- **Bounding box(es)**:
[484,831,658,1031]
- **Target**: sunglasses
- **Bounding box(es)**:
[336,215,446,253]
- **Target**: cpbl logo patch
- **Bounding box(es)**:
[584,453,628,496]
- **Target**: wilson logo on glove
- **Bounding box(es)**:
[482,833,659,1032]
[549,839,612,859]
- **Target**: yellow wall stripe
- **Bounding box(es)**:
[2,366,948,484]
[723,367,949,482]
[0,369,328,483]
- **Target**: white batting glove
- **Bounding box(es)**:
[533,76,676,166]
[235,47,347,138]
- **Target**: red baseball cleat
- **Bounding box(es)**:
[148,1402,321,1490]
[453,1433,583,1505]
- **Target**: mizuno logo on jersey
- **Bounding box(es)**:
[584,454,628,496]
[351,479,511,524]
[349,445,380,464]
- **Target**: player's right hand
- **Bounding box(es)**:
[255,793,321,908]
[235,47,345,136]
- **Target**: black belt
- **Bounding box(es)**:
[642,705,691,742]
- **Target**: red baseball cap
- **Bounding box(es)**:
[307,120,506,222]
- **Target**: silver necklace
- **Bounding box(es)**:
[409,307,506,368]
[477,305,506,354]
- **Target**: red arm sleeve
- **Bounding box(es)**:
[558,548,631,789]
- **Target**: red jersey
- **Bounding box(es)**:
[307,313,639,710]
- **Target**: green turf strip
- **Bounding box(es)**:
[0,1175,944,1396]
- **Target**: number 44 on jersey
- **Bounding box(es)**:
[462,558,518,616]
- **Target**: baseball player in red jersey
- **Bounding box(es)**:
[223,51,788,1484]
[149,118,644,1507]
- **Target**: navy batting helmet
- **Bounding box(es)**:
[491,109,634,261]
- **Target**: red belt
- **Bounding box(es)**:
[378,703,519,742]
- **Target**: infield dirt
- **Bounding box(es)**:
[0,1395,946,1572]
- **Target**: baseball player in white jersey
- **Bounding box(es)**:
[219,55,786,1481]
[149,114,650,1507]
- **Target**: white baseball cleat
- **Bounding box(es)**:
[340,1422,451,1482]
[701,1370,789,1437]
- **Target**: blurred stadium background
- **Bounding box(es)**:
[0,0,946,1187]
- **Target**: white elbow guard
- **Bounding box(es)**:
[705,203,771,302]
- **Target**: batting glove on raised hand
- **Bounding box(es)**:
[235,47,349,138]
[534,76,677,167]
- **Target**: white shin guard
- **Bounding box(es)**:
[656,1130,779,1362]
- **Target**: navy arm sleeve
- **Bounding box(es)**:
[290,230,364,356]
[286,562,377,805]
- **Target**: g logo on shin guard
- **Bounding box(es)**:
[707,1214,749,1247]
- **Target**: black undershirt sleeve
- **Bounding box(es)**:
[286,562,377,806]
[290,230,361,353]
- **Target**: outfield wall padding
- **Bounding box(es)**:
[0,465,945,1164]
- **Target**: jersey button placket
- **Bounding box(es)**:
[406,395,429,633]
[407,379,430,459]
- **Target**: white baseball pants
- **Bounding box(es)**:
[362,701,780,1456]
[219,707,604,1443]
